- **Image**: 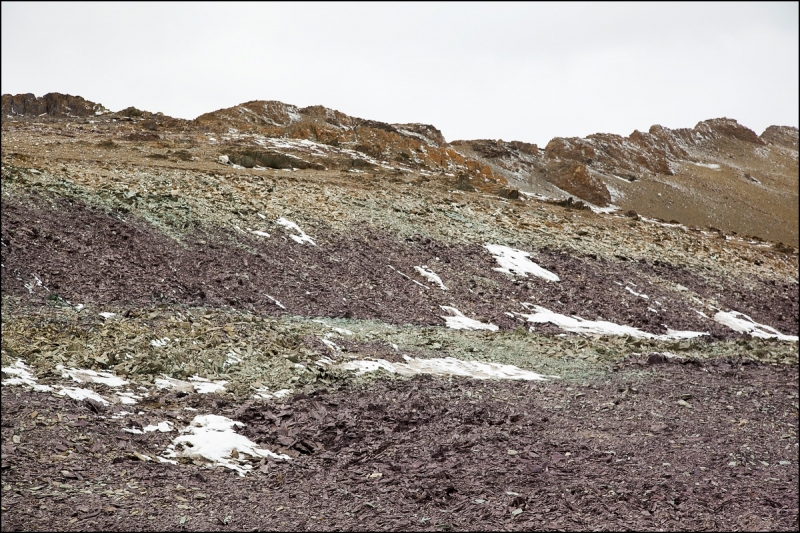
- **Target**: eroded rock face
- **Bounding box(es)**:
[454,139,539,160]
[1,93,109,117]
[545,130,684,180]
[761,125,799,151]
[693,118,765,145]
[195,100,508,191]
[545,161,611,207]
[392,123,446,147]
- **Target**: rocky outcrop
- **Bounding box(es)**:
[544,162,611,207]
[761,126,799,151]
[453,139,539,160]
[1,93,109,118]
[195,100,508,191]
[545,129,686,180]
[392,123,446,147]
[539,118,771,196]
[692,118,765,145]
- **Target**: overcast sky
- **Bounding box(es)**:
[2,2,798,145]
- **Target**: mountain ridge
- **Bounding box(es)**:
[3,92,798,245]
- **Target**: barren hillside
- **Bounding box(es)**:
[2,93,798,532]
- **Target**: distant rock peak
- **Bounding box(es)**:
[1,92,109,118]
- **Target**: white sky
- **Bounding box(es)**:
[2,2,797,145]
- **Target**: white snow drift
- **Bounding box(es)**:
[123,421,174,434]
[485,244,560,282]
[57,365,128,387]
[155,375,228,394]
[440,306,498,331]
[519,305,707,340]
[1,359,53,392]
[162,414,290,476]
[337,354,547,381]
[713,311,798,342]
[3,360,147,404]
[277,217,316,245]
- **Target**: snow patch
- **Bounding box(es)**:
[57,386,109,404]
[151,338,170,348]
[116,391,144,405]
[440,306,498,331]
[519,305,707,340]
[588,204,619,214]
[713,311,798,341]
[123,421,174,434]
[276,217,316,245]
[625,286,649,299]
[388,265,428,289]
[225,350,244,366]
[338,355,547,381]
[320,338,340,352]
[1,359,53,392]
[265,294,286,309]
[162,415,290,476]
[155,375,227,394]
[252,387,292,400]
[57,365,128,387]
[485,244,560,282]
[415,266,447,290]
[188,376,228,394]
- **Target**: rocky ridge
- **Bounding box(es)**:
[1,92,110,118]
[3,93,797,246]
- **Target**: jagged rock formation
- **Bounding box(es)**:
[1,93,797,244]
[544,161,612,206]
[1,92,109,118]
[761,125,799,151]
[195,100,505,191]
[452,119,798,244]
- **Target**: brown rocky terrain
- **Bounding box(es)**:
[2,93,798,531]
[1,93,110,118]
[453,119,799,247]
[4,94,797,246]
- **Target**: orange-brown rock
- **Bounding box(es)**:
[545,161,611,207]
[195,100,508,191]
[545,131,682,179]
